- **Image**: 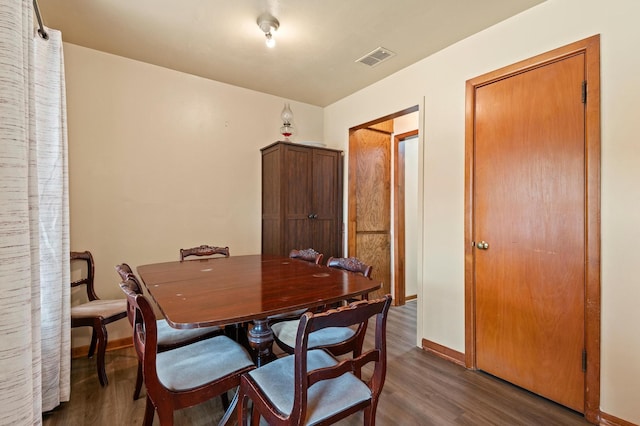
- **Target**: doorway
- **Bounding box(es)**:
[348,106,419,304]
[464,35,600,420]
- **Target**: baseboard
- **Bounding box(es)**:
[406,294,417,301]
[421,338,465,367]
[599,411,637,426]
[71,336,133,359]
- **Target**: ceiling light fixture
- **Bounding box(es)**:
[257,14,279,48]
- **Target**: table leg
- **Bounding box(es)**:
[247,318,277,367]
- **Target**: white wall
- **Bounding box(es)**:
[64,44,324,346]
[324,0,640,422]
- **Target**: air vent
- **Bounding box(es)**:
[355,47,396,67]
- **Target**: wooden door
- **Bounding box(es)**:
[311,148,342,259]
[473,54,586,411]
[349,127,391,298]
[283,144,314,252]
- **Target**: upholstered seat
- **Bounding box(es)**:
[271,321,356,350]
[155,336,253,392]
[247,350,371,425]
[71,299,127,319]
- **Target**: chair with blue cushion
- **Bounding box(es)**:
[268,248,325,324]
[238,295,392,426]
[119,277,255,426]
[271,256,373,357]
[70,250,128,386]
[115,263,225,401]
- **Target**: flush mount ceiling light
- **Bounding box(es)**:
[257,14,279,48]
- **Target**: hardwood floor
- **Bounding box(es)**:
[43,301,591,425]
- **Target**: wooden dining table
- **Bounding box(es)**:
[136,254,381,366]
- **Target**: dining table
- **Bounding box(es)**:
[136,253,382,367]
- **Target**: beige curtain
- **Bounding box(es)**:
[0,1,70,424]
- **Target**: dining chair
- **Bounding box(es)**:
[70,250,128,386]
[268,248,325,323]
[288,248,323,264]
[271,256,374,357]
[326,256,373,304]
[115,264,225,401]
[179,244,230,261]
[119,277,255,426]
[178,245,251,345]
[238,295,392,426]
[326,256,373,279]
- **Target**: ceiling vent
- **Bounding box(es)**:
[355,47,396,67]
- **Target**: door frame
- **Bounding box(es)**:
[464,35,600,421]
[348,105,419,305]
[394,129,419,306]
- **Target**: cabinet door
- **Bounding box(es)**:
[311,148,342,259]
[283,145,313,252]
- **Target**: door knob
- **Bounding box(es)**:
[477,241,489,250]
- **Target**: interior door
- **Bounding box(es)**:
[284,145,313,252]
[349,127,392,298]
[311,148,342,259]
[474,54,586,411]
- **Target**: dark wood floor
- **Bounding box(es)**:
[43,301,591,425]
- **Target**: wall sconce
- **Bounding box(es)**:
[257,14,279,48]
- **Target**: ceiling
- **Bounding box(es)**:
[37,0,545,107]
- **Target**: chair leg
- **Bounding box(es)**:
[94,321,108,386]
[363,406,374,426]
[88,328,98,358]
[220,391,230,410]
[156,404,174,426]
[143,396,155,426]
[250,403,261,426]
[364,398,380,426]
[134,360,143,400]
[237,394,248,426]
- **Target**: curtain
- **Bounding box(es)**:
[0,1,70,424]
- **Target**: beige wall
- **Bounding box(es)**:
[324,0,640,422]
[65,44,324,346]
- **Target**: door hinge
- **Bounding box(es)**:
[582,349,587,372]
[581,81,587,104]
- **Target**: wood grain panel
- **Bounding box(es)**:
[356,233,391,297]
[474,53,585,411]
[353,129,390,233]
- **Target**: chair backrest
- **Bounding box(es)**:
[289,248,323,265]
[180,244,230,261]
[71,250,98,300]
[326,256,373,278]
[119,278,160,383]
[115,263,144,327]
[292,295,392,423]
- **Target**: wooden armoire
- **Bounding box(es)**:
[261,141,343,259]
